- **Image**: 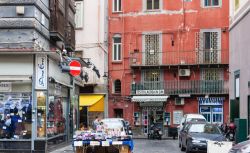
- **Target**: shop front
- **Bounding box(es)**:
[198,97,225,124]
[131,95,168,136]
[0,55,34,152]
[79,94,104,128]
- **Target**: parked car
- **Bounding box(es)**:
[179,122,226,153]
[228,139,250,153]
[178,114,206,133]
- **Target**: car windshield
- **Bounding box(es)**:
[101,120,123,129]
[188,124,221,134]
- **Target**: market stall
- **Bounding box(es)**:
[73,119,134,153]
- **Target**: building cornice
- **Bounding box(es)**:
[230,2,250,31]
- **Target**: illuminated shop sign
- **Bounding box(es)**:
[136,90,164,95]
[198,97,225,105]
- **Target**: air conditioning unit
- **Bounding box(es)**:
[179,69,191,76]
[180,60,186,65]
[132,58,137,63]
[175,98,185,105]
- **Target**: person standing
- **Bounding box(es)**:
[92,116,100,130]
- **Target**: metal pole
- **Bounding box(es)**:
[31,55,36,151]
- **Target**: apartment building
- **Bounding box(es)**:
[0,0,78,152]
[230,0,250,135]
[108,0,229,136]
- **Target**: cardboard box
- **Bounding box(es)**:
[120,146,129,153]
[76,146,83,153]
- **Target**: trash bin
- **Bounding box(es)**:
[168,127,177,139]
[234,118,247,143]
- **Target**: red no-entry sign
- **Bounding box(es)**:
[69,60,81,76]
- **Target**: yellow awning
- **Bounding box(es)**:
[79,94,104,112]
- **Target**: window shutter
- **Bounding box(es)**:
[75,2,83,28]
[195,32,203,63]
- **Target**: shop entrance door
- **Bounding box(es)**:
[148,110,163,133]
[200,106,223,124]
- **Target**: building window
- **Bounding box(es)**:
[113,0,122,12]
[114,80,121,94]
[196,29,221,64]
[201,69,223,80]
[75,1,84,28]
[146,0,160,10]
[112,35,122,61]
[142,70,163,90]
[235,0,239,11]
[235,71,240,98]
[204,0,220,7]
[201,69,224,93]
[144,34,161,65]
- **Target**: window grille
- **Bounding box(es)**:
[144,34,160,65]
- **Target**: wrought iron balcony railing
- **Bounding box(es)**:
[131,80,229,95]
[130,49,229,66]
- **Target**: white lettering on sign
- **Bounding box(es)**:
[198,97,225,105]
[112,141,123,145]
[35,54,47,90]
[90,141,100,146]
[0,82,12,92]
[74,141,83,146]
[136,90,164,95]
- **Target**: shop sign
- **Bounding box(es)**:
[0,82,12,92]
[136,90,164,95]
[54,83,61,95]
[198,97,224,106]
[35,54,47,90]
[173,110,183,125]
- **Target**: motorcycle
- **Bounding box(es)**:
[221,122,236,141]
[148,124,162,140]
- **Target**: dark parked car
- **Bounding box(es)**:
[179,123,226,153]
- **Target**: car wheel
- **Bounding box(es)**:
[180,139,185,151]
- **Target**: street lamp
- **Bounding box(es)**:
[103,72,108,118]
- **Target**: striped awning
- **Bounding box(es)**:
[131,96,168,102]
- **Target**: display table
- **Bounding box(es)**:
[73,139,134,153]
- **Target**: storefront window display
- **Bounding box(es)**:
[47,96,66,138]
[0,93,32,139]
[37,91,46,138]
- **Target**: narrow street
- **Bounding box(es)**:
[134,139,181,153]
[50,139,182,153]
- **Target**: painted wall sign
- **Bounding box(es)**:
[35,54,47,90]
[0,82,12,92]
[173,110,183,125]
[136,90,164,95]
[198,97,225,106]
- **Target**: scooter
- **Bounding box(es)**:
[148,124,162,140]
[221,122,236,141]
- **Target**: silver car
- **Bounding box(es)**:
[229,140,250,153]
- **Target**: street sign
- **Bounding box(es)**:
[69,60,81,76]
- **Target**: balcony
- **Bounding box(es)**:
[49,0,65,41]
[65,24,75,52]
[130,49,229,68]
[131,80,229,95]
